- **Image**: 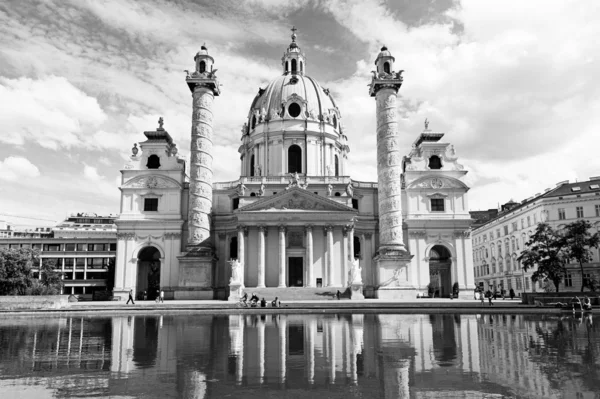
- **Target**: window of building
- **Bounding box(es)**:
[533,214,537,224]
[525,278,530,290]
[334,192,341,197]
[565,273,573,287]
[596,204,600,217]
[199,60,206,73]
[288,102,301,118]
[384,62,390,74]
[527,216,531,227]
[512,222,518,232]
[146,154,161,169]
[511,237,515,252]
[250,192,256,197]
[504,225,508,236]
[144,198,159,212]
[498,258,504,273]
[492,261,496,274]
[288,145,302,173]
[498,244,502,256]
[558,208,566,220]
[428,155,442,170]
[496,229,500,238]
[76,258,85,269]
[353,236,361,259]
[250,154,255,176]
[229,237,238,259]
[291,59,297,73]
[521,219,524,229]
[65,243,76,251]
[431,198,445,212]
[334,155,339,176]
[109,243,117,251]
[232,198,239,210]
[251,115,257,129]
[584,273,592,288]
[352,199,359,210]
[43,244,61,252]
[516,277,523,290]
[576,206,584,218]
[64,258,74,269]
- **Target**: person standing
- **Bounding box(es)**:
[160,290,165,303]
[509,288,515,300]
[126,289,135,305]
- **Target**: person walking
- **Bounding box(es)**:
[126,289,135,305]
[486,290,494,306]
[480,289,485,306]
[159,290,164,303]
[509,288,515,300]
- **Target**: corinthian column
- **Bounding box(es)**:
[305,225,314,287]
[278,225,286,288]
[237,226,246,286]
[325,225,334,286]
[257,226,266,288]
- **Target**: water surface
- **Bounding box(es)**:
[0,313,597,398]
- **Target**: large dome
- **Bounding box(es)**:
[246,74,340,129]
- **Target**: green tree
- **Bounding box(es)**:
[517,223,567,292]
[562,219,600,292]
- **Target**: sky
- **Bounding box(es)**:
[1,0,600,227]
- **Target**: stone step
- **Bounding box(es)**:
[242,287,349,301]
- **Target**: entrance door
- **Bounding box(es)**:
[288,257,303,287]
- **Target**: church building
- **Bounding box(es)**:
[112,30,475,301]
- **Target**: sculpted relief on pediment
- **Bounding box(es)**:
[122,175,181,189]
[241,191,353,212]
[408,177,467,190]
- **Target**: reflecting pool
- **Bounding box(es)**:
[0,313,597,398]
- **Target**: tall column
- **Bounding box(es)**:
[325,225,334,286]
[257,225,266,288]
[305,225,314,287]
[186,50,220,248]
[278,225,286,288]
[369,48,405,253]
[237,226,246,286]
[279,315,287,384]
[348,225,355,259]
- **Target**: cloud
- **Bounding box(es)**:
[0,156,40,181]
[0,76,107,150]
[83,164,103,181]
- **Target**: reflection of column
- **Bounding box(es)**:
[329,320,336,383]
[257,226,266,288]
[111,316,136,374]
[278,225,286,287]
[308,319,316,384]
[326,225,334,286]
[279,316,287,384]
[306,225,314,287]
[229,315,245,384]
[237,226,246,286]
[258,319,265,384]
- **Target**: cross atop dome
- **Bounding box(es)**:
[282,26,306,75]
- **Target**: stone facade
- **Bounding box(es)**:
[113,33,475,300]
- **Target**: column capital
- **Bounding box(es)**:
[278,224,287,233]
[258,225,268,236]
[324,225,334,235]
[237,225,248,236]
[305,224,313,232]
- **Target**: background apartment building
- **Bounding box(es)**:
[471,177,600,295]
[0,213,117,298]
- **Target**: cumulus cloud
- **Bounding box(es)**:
[0,76,107,150]
[0,156,40,181]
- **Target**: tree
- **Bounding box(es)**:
[518,223,568,293]
[0,247,37,295]
[562,219,600,292]
[0,248,62,295]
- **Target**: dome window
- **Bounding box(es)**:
[199,61,206,73]
[291,59,297,73]
[146,154,161,169]
[384,61,390,74]
[300,61,303,72]
[251,115,256,129]
[288,145,302,173]
[334,155,339,177]
[332,115,337,128]
[428,155,442,170]
[288,103,301,118]
[285,62,289,73]
[250,155,255,176]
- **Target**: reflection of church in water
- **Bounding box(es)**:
[112,28,474,301]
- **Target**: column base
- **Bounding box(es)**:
[374,247,414,298]
[176,250,215,299]
[277,284,287,288]
[350,284,365,300]
[112,288,132,302]
[376,287,420,300]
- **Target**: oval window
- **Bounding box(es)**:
[288,103,301,118]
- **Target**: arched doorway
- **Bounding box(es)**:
[429,245,452,298]
[137,246,161,300]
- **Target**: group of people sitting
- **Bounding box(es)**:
[240,292,281,308]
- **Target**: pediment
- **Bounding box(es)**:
[239,187,356,212]
[407,175,468,190]
[122,175,182,189]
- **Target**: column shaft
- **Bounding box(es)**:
[237,227,246,287]
[188,86,215,247]
[278,226,286,287]
[375,87,405,250]
[306,226,314,287]
[326,226,334,286]
[257,226,266,288]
